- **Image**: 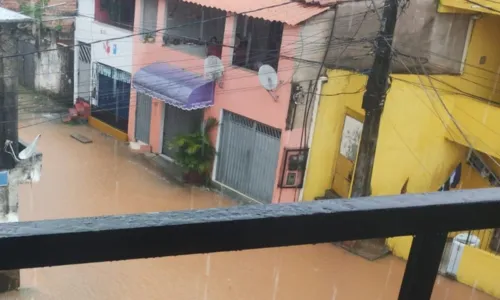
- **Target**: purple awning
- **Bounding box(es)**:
[132,62,215,110]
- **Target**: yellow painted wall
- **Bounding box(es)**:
[302,70,467,200]
[88,117,129,142]
[303,14,500,198]
[439,0,500,16]
[457,246,500,299]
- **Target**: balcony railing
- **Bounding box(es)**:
[1,188,500,299]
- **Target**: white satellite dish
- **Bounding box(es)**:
[18,134,41,160]
[204,56,224,85]
[258,65,279,91]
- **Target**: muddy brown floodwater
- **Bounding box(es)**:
[0,120,495,300]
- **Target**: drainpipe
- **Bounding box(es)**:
[298,76,328,202]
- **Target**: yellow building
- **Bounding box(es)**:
[302,12,500,298]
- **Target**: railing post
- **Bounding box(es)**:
[398,233,447,300]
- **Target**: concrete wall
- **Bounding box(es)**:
[17,29,73,99]
[289,10,335,130]
[324,0,471,74]
[35,32,73,98]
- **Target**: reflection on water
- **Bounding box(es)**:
[0,122,494,300]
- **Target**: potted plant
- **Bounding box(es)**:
[143,33,155,43]
[169,117,218,185]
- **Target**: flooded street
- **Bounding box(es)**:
[0,120,494,300]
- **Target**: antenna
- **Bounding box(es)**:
[204,56,224,88]
[258,65,279,101]
[18,134,41,160]
[4,134,41,162]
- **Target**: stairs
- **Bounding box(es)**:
[315,189,342,200]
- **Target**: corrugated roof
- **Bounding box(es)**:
[0,7,31,23]
[182,0,329,25]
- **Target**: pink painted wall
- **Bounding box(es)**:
[129,1,305,203]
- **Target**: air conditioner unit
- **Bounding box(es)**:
[466,150,500,186]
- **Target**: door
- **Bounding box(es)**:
[78,42,91,101]
[135,93,152,144]
[215,111,281,203]
[331,115,363,198]
[161,105,203,158]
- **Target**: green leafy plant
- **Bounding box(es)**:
[54,23,63,32]
[20,0,49,21]
[143,33,155,43]
[168,117,218,185]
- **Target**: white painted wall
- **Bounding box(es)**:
[74,15,133,102]
[78,0,95,18]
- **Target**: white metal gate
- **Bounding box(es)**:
[135,93,152,144]
[77,42,91,101]
[215,111,281,203]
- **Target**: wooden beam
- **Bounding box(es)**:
[0,189,500,270]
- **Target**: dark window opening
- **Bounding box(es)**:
[162,0,225,57]
[96,0,136,30]
[232,16,283,72]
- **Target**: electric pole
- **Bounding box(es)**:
[0,23,19,171]
[350,0,399,198]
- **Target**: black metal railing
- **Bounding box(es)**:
[1,188,500,300]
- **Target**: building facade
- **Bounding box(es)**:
[302,7,500,298]
[74,0,134,140]
[127,0,331,204]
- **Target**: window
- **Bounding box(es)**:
[141,0,158,41]
[162,0,225,57]
[232,16,283,72]
[95,0,135,30]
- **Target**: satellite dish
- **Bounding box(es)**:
[258,65,279,91]
[204,56,224,81]
[18,134,41,160]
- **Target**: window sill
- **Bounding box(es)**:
[92,20,133,33]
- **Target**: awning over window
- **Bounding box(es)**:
[132,63,215,110]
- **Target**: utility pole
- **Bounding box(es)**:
[339,0,399,260]
[0,23,19,171]
[0,10,38,293]
[0,21,20,294]
[350,0,399,198]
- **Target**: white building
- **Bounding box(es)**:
[74,0,135,135]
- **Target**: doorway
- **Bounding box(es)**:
[331,114,363,198]
[161,105,204,159]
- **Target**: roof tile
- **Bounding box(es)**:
[182,0,329,25]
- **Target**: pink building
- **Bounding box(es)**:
[128,0,333,204]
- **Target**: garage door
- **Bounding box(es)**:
[215,111,281,203]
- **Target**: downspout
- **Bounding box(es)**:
[298,76,328,202]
